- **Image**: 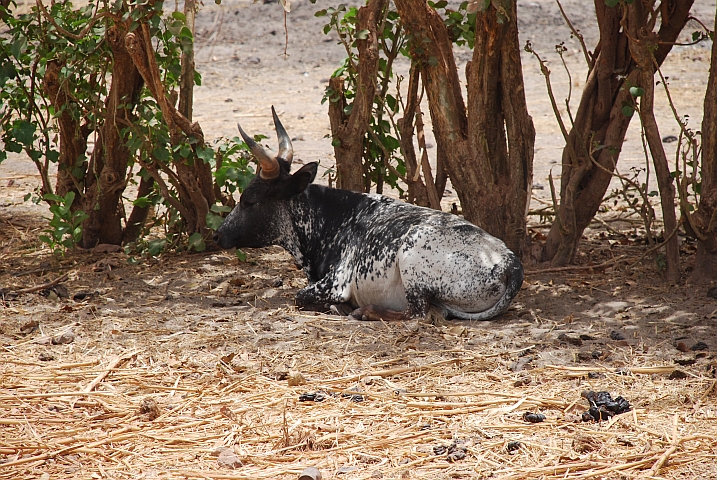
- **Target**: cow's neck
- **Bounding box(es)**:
[284,184,367,282]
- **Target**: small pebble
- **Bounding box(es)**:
[38,352,55,361]
[217,449,243,469]
[298,467,322,480]
[287,371,307,386]
[51,330,75,345]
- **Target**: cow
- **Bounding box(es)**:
[213,107,524,321]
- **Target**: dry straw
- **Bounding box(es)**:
[1,312,716,480]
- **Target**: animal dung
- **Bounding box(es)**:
[506,441,522,453]
[580,390,631,422]
[522,411,546,423]
[299,392,326,402]
[138,397,161,421]
[433,440,468,461]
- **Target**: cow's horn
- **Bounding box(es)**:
[271,106,293,164]
[237,123,280,180]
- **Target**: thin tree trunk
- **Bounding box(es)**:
[178,0,196,123]
[394,0,473,217]
[397,63,431,207]
[329,0,386,192]
[42,60,88,201]
[690,5,717,282]
[622,1,680,281]
[466,1,535,254]
[395,0,534,255]
[121,175,154,244]
[638,71,680,281]
[82,22,144,247]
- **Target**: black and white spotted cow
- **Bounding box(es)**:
[213,108,524,321]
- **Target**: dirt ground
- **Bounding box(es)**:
[2,1,717,479]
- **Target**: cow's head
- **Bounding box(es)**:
[213,107,318,249]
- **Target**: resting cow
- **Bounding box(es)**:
[213,108,524,321]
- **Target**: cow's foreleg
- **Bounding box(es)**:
[295,276,350,312]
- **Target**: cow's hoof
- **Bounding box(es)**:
[330,303,354,316]
[348,308,370,321]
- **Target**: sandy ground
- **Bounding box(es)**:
[2,1,717,479]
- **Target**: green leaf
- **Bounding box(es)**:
[331,138,341,147]
[205,212,224,231]
[179,144,192,158]
[167,20,183,37]
[5,141,22,153]
[629,86,645,97]
[133,196,152,208]
[153,146,170,162]
[355,29,369,40]
[235,249,247,262]
[179,26,193,40]
[47,150,60,163]
[148,238,166,256]
[604,0,620,6]
[427,56,438,66]
[64,191,76,206]
[621,103,634,117]
[171,11,186,21]
[13,120,36,145]
[210,204,232,213]
[188,232,206,252]
[385,94,397,112]
[0,61,17,88]
[10,35,27,59]
[43,193,64,203]
[197,146,215,163]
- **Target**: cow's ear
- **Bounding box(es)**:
[286,162,318,196]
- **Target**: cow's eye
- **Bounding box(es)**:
[243,200,256,208]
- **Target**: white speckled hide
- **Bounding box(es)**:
[216,161,523,321]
